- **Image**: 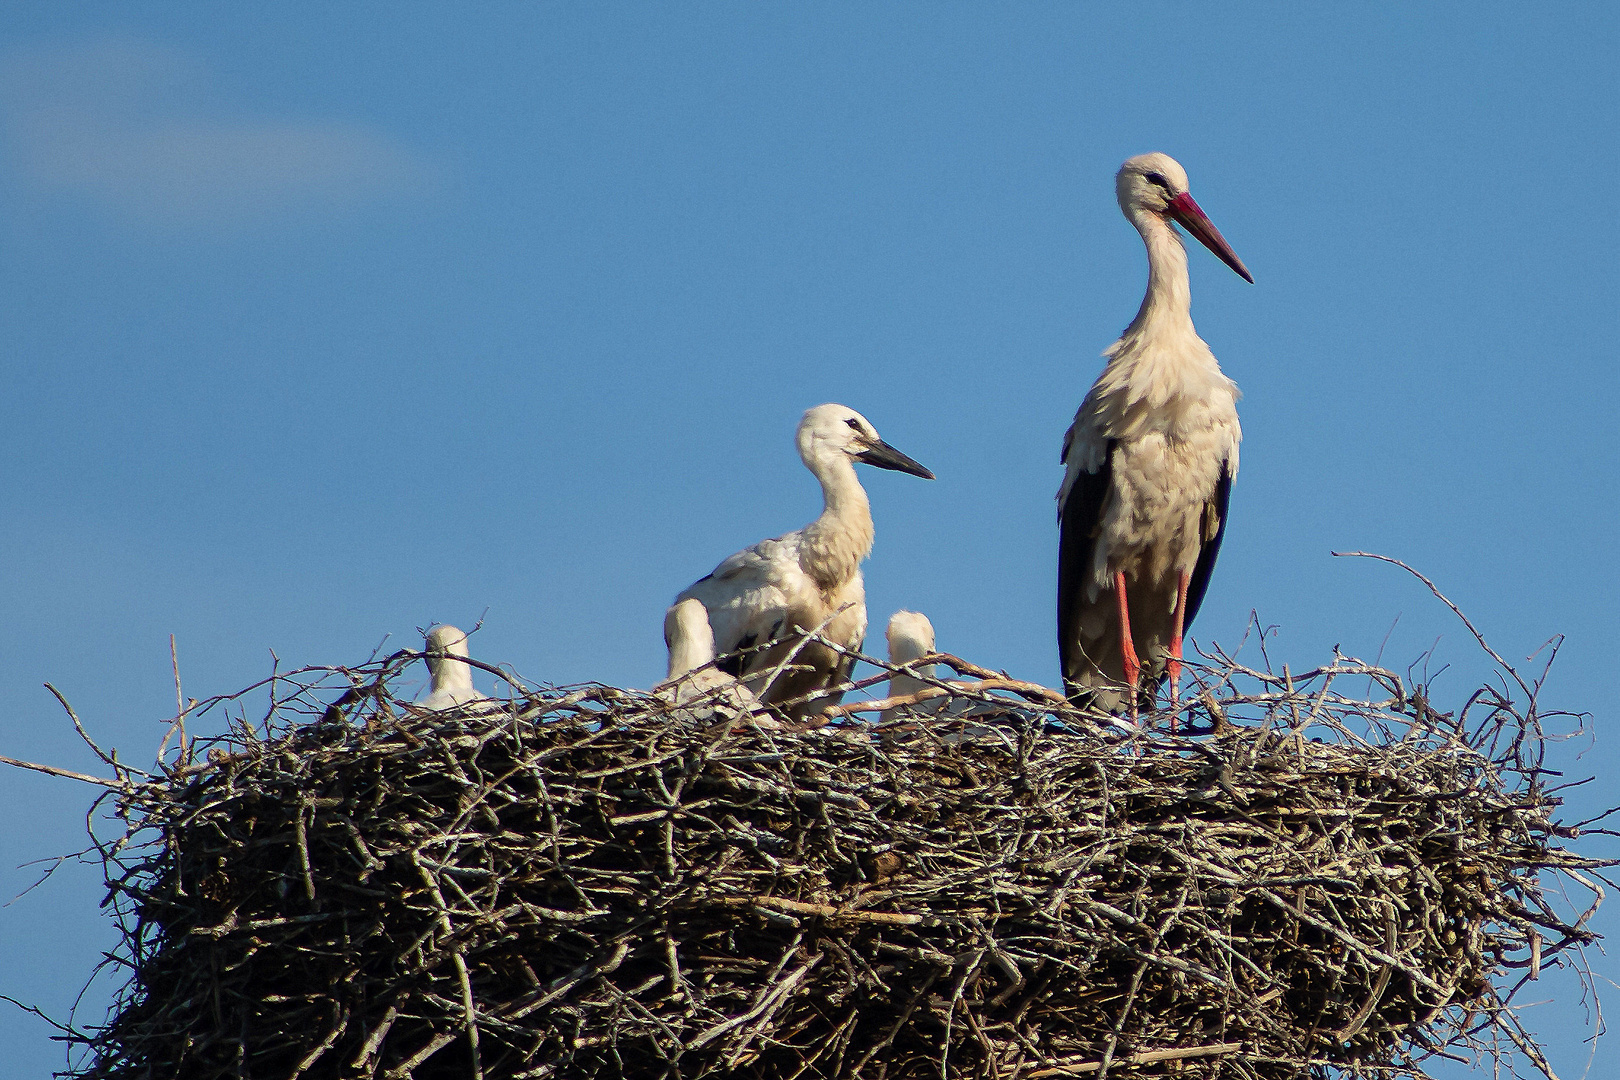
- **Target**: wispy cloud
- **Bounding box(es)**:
[0,38,436,229]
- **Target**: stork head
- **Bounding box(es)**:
[664,598,716,680]
[1116,152,1253,283]
[424,624,474,690]
[797,403,935,480]
[886,610,936,666]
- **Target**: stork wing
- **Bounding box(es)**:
[1181,461,1232,633]
[1057,438,1115,689]
[677,534,801,677]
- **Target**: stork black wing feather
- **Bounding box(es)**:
[714,632,755,679]
[1057,442,1114,693]
[1182,462,1232,633]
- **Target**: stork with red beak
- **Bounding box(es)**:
[1058,153,1252,720]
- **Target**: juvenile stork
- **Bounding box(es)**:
[677,404,934,720]
[881,611,1014,734]
[1058,153,1252,719]
[413,625,487,712]
[883,610,938,723]
[657,597,757,711]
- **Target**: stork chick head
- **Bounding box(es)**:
[1116,152,1253,283]
[797,403,935,480]
[886,610,936,665]
[664,598,716,680]
[424,624,473,690]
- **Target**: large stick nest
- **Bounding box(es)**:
[43,635,1614,1080]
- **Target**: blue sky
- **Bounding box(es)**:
[0,4,1615,1076]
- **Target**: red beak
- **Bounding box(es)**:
[1167,192,1253,283]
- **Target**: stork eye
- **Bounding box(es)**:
[845,418,862,431]
[1144,171,1170,189]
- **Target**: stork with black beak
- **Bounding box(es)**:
[678,404,934,720]
[1058,153,1252,720]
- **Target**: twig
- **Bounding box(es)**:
[0,754,127,790]
[1025,1041,1244,1076]
[41,629,1609,1080]
[1332,551,1531,700]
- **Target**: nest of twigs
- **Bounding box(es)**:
[23,626,1614,1080]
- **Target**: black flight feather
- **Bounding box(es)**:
[1181,461,1232,635]
[1057,440,1115,694]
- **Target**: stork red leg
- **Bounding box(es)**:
[1166,570,1192,732]
[1114,571,1142,719]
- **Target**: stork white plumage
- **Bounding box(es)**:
[1058,153,1252,721]
[664,598,721,685]
[881,611,1027,735]
[414,625,487,712]
[677,404,934,721]
[883,610,937,723]
[658,597,757,710]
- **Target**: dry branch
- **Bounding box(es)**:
[9,636,1612,1080]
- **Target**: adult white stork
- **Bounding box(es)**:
[413,625,488,712]
[657,597,757,711]
[1058,152,1252,719]
[677,404,934,720]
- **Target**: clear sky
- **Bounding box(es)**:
[0,4,1615,1076]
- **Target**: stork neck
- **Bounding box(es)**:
[428,657,473,694]
[1126,212,1194,337]
[802,457,874,591]
[666,632,710,680]
[816,456,870,517]
[889,637,933,670]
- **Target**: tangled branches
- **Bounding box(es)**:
[12,629,1613,1080]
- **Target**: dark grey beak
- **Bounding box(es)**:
[856,440,935,480]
